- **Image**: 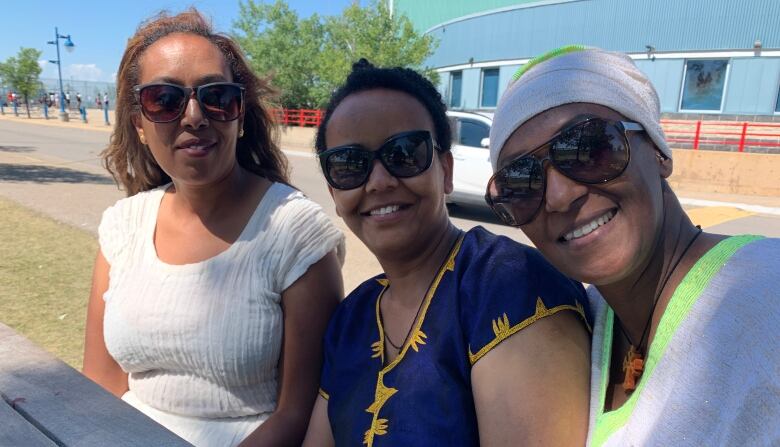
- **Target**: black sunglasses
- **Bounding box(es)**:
[485,117,644,226]
[133,82,245,123]
[319,130,442,190]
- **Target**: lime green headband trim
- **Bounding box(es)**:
[512,45,589,81]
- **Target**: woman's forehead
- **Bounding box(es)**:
[138,33,230,84]
[326,89,434,148]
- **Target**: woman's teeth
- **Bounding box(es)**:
[370,205,400,216]
[563,210,615,242]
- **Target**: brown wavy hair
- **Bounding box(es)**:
[103,8,289,196]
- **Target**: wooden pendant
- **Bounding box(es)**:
[622,345,644,391]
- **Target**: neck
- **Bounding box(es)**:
[381,221,460,306]
[168,163,248,220]
[597,191,702,346]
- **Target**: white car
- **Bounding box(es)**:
[446,110,494,207]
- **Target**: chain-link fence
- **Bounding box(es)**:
[1,78,117,111]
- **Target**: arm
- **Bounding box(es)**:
[302,395,335,447]
[471,311,590,447]
[239,250,343,447]
[82,249,129,398]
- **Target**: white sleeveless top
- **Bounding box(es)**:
[98,182,344,421]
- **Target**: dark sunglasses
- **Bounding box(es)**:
[133,82,245,123]
[485,117,644,226]
[319,130,442,190]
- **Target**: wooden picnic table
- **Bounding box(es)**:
[0,322,191,446]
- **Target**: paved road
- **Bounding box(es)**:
[2,119,779,290]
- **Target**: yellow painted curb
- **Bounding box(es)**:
[686,206,754,229]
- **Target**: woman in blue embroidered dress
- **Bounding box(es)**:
[487,46,780,446]
[302,59,592,447]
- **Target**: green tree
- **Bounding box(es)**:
[233,0,325,109]
[232,0,438,110]
[0,47,43,118]
[320,0,439,94]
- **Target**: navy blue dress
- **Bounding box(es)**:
[320,227,590,446]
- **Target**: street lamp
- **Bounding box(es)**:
[47,27,75,122]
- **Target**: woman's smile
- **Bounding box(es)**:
[559,208,618,243]
[175,137,218,157]
[361,203,413,223]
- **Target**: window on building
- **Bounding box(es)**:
[480,69,499,108]
[459,119,490,148]
[680,59,729,111]
[449,71,462,108]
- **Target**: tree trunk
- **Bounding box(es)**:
[24,96,30,118]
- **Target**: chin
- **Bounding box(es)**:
[576,253,639,286]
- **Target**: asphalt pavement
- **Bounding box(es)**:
[1,116,779,291]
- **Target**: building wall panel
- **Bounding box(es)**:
[393,0,541,33]
[460,69,482,110]
[423,0,780,68]
[634,59,685,113]
[723,58,780,114]
[498,65,522,100]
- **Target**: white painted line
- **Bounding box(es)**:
[282,149,315,158]
[679,197,780,216]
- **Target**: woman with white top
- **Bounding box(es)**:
[82,9,344,447]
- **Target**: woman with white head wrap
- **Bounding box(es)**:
[487,46,780,446]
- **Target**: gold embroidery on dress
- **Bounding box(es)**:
[362,234,464,446]
[445,255,456,272]
[363,376,398,446]
[408,329,427,352]
[467,297,589,365]
[371,340,382,359]
[492,313,511,338]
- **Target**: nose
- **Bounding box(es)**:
[544,165,588,214]
[364,159,399,193]
[179,94,208,129]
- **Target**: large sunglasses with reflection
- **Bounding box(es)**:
[134,82,245,123]
[319,130,443,190]
[485,117,644,226]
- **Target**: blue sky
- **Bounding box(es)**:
[3,0,356,83]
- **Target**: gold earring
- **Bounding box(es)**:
[238,128,244,138]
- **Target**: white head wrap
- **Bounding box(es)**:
[489,47,671,170]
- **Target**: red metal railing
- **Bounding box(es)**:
[272,108,324,127]
[660,119,780,152]
[270,112,780,152]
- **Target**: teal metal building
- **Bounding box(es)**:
[392,0,780,118]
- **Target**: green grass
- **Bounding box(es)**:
[0,197,97,369]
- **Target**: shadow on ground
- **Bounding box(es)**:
[0,145,35,153]
[0,163,114,184]
[447,203,506,226]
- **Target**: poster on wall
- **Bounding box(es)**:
[680,59,728,111]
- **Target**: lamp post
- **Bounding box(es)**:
[47,27,74,122]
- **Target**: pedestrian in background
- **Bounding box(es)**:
[488,46,780,446]
[83,8,344,447]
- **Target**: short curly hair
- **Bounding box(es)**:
[315,59,451,153]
